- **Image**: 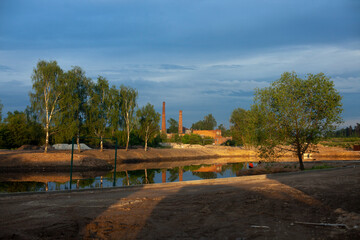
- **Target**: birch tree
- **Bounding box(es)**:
[108,85,122,136]
[30,60,64,153]
[119,85,138,151]
[87,76,110,151]
[137,103,160,151]
[55,66,91,152]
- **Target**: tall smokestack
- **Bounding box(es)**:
[162,101,166,134]
[178,110,183,134]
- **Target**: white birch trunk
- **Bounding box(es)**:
[45,122,49,153]
[126,111,130,151]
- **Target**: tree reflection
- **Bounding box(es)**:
[167,167,179,182]
[0,181,45,193]
[192,172,217,179]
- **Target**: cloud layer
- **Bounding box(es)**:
[0,0,359,127]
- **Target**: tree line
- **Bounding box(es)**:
[0,66,347,171]
[327,123,360,138]
[0,60,160,152]
[166,113,218,134]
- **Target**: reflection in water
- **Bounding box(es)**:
[0,162,259,193]
[0,181,46,193]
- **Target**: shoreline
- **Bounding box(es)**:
[0,145,359,172]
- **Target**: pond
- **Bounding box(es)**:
[0,161,260,193]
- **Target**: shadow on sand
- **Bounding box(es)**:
[134,168,360,239]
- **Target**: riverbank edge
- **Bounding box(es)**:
[0,146,359,172]
[0,166,350,197]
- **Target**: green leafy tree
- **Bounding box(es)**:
[167,118,178,133]
[55,66,91,152]
[181,134,203,144]
[203,114,217,130]
[87,76,110,151]
[108,85,122,136]
[0,111,44,148]
[218,124,226,133]
[253,72,343,170]
[120,85,138,151]
[136,103,161,151]
[29,60,65,153]
[230,108,256,147]
[218,124,231,137]
[24,106,45,146]
[191,114,217,130]
[169,134,182,143]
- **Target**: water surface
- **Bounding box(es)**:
[0,162,259,193]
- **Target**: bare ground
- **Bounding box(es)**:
[1,167,359,240]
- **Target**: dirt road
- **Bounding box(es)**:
[1,167,359,239]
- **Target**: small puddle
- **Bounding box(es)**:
[0,162,261,193]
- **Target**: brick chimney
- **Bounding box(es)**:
[178,110,183,134]
[161,101,166,134]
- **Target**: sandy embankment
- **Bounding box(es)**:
[0,145,359,172]
[0,146,256,172]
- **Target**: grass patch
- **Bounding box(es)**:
[306,164,334,171]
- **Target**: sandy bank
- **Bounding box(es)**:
[0,145,359,172]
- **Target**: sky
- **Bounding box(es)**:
[0,0,359,128]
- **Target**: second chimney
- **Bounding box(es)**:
[162,102,166,134]
[178,110,183,134]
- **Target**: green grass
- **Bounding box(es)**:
[307,164,334,171]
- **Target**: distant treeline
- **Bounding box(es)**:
[327,123,360,138]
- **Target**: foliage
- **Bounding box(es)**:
[218,124,231,137]
[29,60,65,152]
[136,103,161,151]
[148,134,162,147]
[181,134,203,145]
[86,76,110,151]
[202,136,215,145]
[54,66,91,151]
[0,111,44,149]
[166,133,213,146]
[2,61,159,151]
[221,139,236,146]
[169,134,182,143]
[119,85,138,150]
[167,118,178,133]
[192,172,217,179]
[0,181,46,193]
[191,113,217,130]
[230,108,256,147]
[252,72,343,170]
[309,164,333,170]
[108,85,122,136]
